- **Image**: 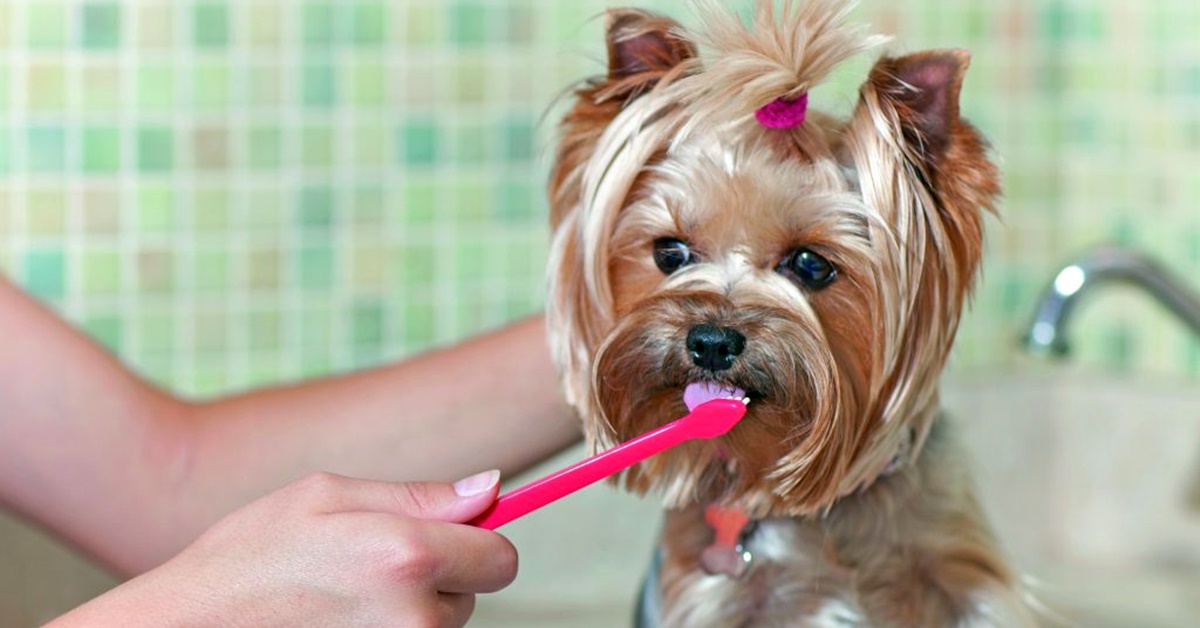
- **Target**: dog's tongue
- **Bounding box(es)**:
[683,381,746,412]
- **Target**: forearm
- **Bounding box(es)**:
[0,278,195,575]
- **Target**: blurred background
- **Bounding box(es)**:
[0,0,1197,626]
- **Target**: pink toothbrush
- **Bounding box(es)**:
[471,397,748,530]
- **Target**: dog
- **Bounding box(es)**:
[545,1,1038,626]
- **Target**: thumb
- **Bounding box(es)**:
[389,469,501,523]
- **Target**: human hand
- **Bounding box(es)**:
[55,470,515,628]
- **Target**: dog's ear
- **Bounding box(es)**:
[603,9,697,99]
[859,49,1000,219]
[867,50,969,162]
[549,10,696,228]
[847,48,998,290]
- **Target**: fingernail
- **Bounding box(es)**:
[454,469,500,497]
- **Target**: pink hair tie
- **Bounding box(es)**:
[755,92,809,129]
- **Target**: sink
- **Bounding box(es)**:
[474,371,1200,627]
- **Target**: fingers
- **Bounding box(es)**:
[339,510,518,595]
[287,470,501,523]
[416,517,519,594]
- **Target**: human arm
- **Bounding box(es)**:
[0,276,579,575]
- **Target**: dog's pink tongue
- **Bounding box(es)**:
[684,382,746,412]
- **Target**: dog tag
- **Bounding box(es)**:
[700,505,754,578]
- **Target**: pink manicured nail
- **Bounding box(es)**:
[454,469,500,497]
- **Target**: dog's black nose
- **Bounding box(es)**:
[686,324,745,372]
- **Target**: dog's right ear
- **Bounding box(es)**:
[549,10,695,228]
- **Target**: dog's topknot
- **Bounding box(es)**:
[671,0,888,140]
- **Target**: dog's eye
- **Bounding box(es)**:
[779,247,837,289]
[652,238,693,274]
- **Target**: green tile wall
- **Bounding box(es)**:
[1,0,1199,398]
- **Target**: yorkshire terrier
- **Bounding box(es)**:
[545,0,1037,626]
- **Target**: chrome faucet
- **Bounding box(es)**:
[1023,246,1200,356]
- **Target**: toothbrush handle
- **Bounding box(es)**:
[470,417,691,530]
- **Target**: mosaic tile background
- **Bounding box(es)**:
[0,0,1198,397]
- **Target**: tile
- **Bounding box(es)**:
[349,61,386,107]
[302,62,337,109]
[245,187,284,231]
[26,188,67,236]
[81,63,123,112]
[245,64,284,107]
[449,1,490,46]
[137,185,176,234]
[135,1,175,49]
[351,299,385,345]
[194,309,230,352]
[137,248,175,294]
[352,122,387,167]
[395,244,436,286]
[248,310,282,351]
[350,2,386,46]
[399,118,439,166]
[194,187,231,232]
[297,244,335,290]
[401,300,437,346]
[351,184,385,226]
[26,62,67,112]
[193,63,232,108]
[247,125,282,169]
[400,178,437,225]
[401,5,441,47]
[81,2,122,50]
[192,126,230,170]
[247,246,282,290]
[82,186,122,234]
[193,2,230,48]
[137,311,175,355]
[81,126,121,173]
[26,2,69,49]
[302,1,337,47]
[299,303,334,348]
[81,248,121,295]
[301,125,334,168]
[298,185,335,230]
[245,3,283,49]
[194,248,230,292]
[351,244,386,290]
[497,179,539,223]
[500,117,535,161]
[22,249,67,300]
[137,127,174,172]
[137,65,176,110]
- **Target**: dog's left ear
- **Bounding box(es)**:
[856,49,1000,216]
[869,49,970,162]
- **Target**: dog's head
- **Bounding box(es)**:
[547,0,999,517]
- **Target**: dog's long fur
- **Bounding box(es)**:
[547,1,1035,625]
